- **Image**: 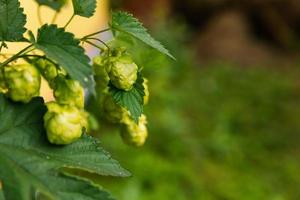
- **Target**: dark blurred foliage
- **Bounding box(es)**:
[111,0,300,66]
[91,1,300,199]
[92,20,300,199]
[114,0,300,49]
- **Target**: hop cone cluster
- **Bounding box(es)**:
[92,47,150,147]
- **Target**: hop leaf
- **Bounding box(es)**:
[0,0,27,42]
[35,24,95,93]
[0,94,130,199]
[110,11,175,60]
[72,0,97,17]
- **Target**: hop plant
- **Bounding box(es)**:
[109,54,138,91]
[3,64,41,103]
[44,102,87,145]
[120,114,148,147]
[53,77,85,109]
[0,0,173,197]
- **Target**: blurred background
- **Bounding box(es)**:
[18,0,300,199]
[97,1,300,200]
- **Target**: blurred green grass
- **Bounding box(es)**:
[94,22,300,200]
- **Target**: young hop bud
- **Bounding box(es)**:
[120,114,148,147]
[103,95,128,123]
[54,77,85,109]
[44,102,86,145]
[4,64,41,103]
[143,78,150,105]
[109,55,138,91]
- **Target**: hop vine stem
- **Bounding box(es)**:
[83,40,105,51]
[0,44,35,68]
[20,54,59,67]
[64,14,75,29]
[81,28,111,39]
[82,37,110,51]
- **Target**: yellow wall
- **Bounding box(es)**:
[4,0,108,54]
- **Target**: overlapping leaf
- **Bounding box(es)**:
[110,11,175,60]
[109,73,145,122]
[72,0,96,17]
[35,24,94,92]
[0,95,130,200]
[35,0,67,11]
[0,0,26,42]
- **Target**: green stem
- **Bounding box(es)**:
[51,11,59,24]
[81,28,110,39]
[83,37,110,50]
[84,40,105,51]
[37,5,43,25]
[0,44,35,68]
[64,14,75,29]
[19,55,58,67]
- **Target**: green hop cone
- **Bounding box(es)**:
[143,78,150,105]
[120,114,148,147]
[54,77,85,109]
[33,58,58,88]
[93,55,110,93]
[4,64,41,103]
[103,94,128,123]
[109,54,138,91]
[44,102,86,145]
